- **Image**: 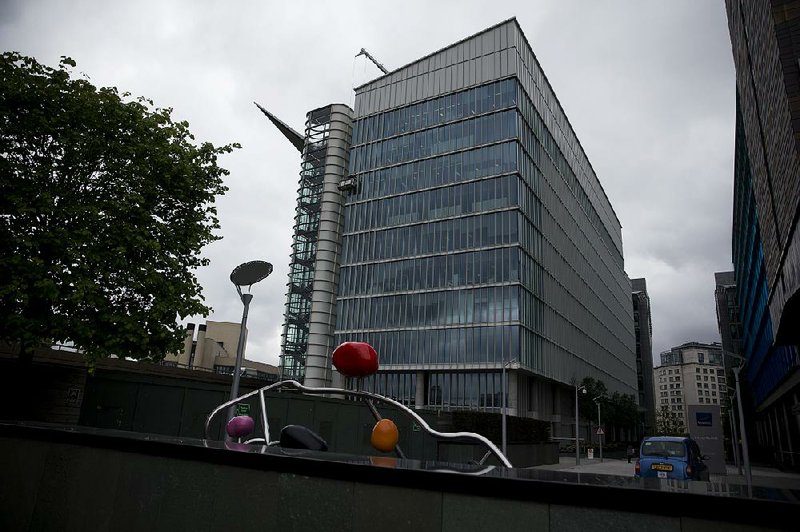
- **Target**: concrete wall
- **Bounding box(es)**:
[439,442,558,468]
[1,425,794,532]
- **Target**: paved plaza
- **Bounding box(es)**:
[530,456,800,490]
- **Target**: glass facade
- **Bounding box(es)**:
[337,75,633,407]
[732,96,798,405]
[334,20,636,417]
[338,80,522,406]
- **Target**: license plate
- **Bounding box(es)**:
[651,463,673,472]
[657,471,667,478]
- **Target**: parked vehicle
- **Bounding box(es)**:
[634,436,709,480]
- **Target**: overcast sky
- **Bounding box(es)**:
[1,0,736,367]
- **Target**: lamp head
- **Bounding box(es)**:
[230,260,273,287]
[230,260,273,297]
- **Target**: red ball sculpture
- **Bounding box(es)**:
[332,342,379,377]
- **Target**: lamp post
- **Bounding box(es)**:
[227,260,273,439]
[575,382,587,465]
[728,394,742,474]
[594,396,603,463]
[722,349,752,495]
[733,364,752,495]
[501,358,518,457]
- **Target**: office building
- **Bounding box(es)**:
[266,18,637,437]
[164,321,279,381]
[632,278,656,434]
[335,18,637,438]
[654,342,728,430]
[726,0,800,466]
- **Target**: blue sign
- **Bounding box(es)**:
[696,412,713,427]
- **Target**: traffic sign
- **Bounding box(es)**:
[596,427,605,435]
[235,403,251,417]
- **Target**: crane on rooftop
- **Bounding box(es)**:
[355,48,388,75]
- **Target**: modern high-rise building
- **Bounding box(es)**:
[632,278,656,434]
[726,0,800,466]
[265,18,637,437]
[654,342,728,430]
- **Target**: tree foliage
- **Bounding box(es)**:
[579,377,639,428]
[605,392,639,427]
[578,377,608,421]
[0,52,238,362]
[655,405,686,436]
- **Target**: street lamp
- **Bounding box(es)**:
[594,395,604,463]
[575,382,587,465]
[721,349,752,495]
[501,357,518,457]
[728,393,742,474]
[227,260,273,436]
[732,363,752,495]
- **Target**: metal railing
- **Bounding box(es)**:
[204,379,513,468]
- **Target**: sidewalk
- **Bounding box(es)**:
[529,455,800,489]
[530,456,636,477]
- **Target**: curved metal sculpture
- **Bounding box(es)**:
[204,379,513,468]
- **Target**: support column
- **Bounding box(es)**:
[193,324,207,370]
[415,371,426,409]
[177,323,194,367]
[507,370,519,417]
[304,104,354,388]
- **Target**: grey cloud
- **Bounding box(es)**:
[2,0,737,367]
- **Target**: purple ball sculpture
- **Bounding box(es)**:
[226,415,255,439]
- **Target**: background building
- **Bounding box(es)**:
[632,278,656,435]
[726,0,800,466]
[164,321,278,381]
[654,342,728,430]
[333,18,637,439]
[714,271,742,371]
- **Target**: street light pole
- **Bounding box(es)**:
[575,383,586,466]
[226,260,273,442]
[733,365,752,495]
[226,292,253,427]
[596,398,603,463]
[501,358,517,458]
[502,360,507,457]
[729,395,742,474]
[722,348,752,494]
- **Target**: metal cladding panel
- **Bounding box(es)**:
[355,23,516,118]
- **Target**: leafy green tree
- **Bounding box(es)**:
[578,377,608,421]
[655,405,686,436]
[578,377,640,442]
[605,392,640,428]
[0,52,237,363]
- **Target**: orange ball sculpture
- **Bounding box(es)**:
[370,418,399,453]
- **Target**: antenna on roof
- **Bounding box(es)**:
[355,48,388,75]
